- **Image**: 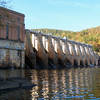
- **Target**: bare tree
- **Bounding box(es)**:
[0,0,9,7]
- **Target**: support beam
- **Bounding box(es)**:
[62,39,74,66]
[47,35,58,67]
[53,37,66,67]
[76,44,86,66]
[31,32,48,68]
[25,30,36,68]
[66,41,74,66]
[79,44,90,66]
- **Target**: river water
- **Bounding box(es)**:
[0,67,100,100]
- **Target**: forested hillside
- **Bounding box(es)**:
[32,26,100,54]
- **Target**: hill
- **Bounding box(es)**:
[32,28,73,36]
[32,27,100,54]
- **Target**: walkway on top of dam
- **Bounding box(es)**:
[25,30,99,69]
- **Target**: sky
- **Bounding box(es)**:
[8,0,100,31]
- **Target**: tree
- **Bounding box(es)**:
[0,0,9,7]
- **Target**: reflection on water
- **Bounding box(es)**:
[1,67,100,100]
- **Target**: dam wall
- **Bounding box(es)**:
[25,30,99,69]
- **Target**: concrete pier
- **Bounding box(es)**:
[31,32,48,68]
[46,35,58,67]
[25,30,99,69]
[25,30,36,68]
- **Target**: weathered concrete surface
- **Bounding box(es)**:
[25,30,36,68]
[55,38,66,67]
[36,33,48,68]
[47,35,58,67]
[64,41,75,66]
[0,40,25,68]
[31,32,48,68]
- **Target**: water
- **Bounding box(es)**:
[0,67,100,100]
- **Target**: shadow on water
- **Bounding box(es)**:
[0,67,100,99]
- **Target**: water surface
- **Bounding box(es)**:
[0,67,100,100]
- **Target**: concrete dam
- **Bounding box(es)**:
[25,30,99,69]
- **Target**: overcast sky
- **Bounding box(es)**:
[10,0,100,31]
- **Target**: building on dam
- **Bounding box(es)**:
[0,7,25,68]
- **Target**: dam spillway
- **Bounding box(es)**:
[25,30,99,69]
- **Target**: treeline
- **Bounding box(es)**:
[32,26,100,54]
